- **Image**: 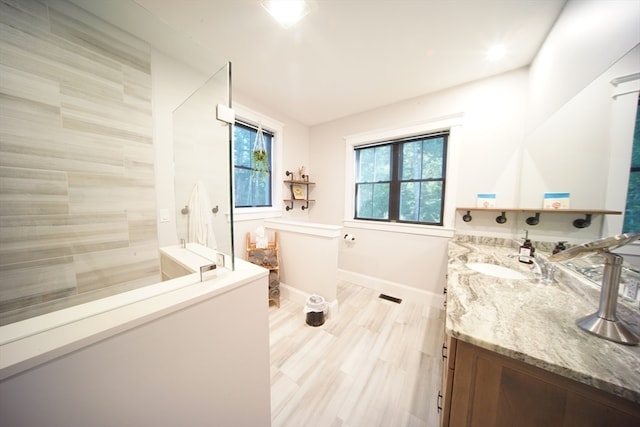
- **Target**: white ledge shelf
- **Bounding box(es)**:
[456,208,622,229]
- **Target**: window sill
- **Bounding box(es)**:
[343,219,455,238]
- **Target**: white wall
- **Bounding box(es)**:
[308,68,529,297]
[307,0,640,296]
[307,68,528,228]
[526,0,640,132]
[265,219,342,309]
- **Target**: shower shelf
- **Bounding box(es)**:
[456,208,622,229]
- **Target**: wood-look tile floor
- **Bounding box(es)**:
[269,281,445,427]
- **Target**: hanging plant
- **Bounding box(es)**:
[252,124,269,182]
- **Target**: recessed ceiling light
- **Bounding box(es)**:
[261,0,311,29]
[487,44,506,61]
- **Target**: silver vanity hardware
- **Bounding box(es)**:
[199,263,217,282]
[549,232,640,346]
[507,253,555,283]
[181,205,219,214]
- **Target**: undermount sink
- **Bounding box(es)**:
[466,262,528,280]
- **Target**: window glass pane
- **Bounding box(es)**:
[422,138,444,179]
[358,146,390,182]
[372,184,390,219]
[356,183,373,218]
[356,183,389,219]
[399,181,419,221]
[402,141,422,180]
[632,104,640,169]
[233,122,272,207]
[623,172,639,232]
[419,181,443,223]
[399,181,443,224]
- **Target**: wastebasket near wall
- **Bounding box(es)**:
[304,294,327,326]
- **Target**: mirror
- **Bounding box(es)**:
[517,44,639,241]
[173,64,234,262]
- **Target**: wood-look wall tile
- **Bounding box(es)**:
[0,93,61,128]
[0,269,160,326]
[1,0,48,21]
[60,97,152,141]
[74,243,159,293]
[0,63,60,107]
[0,0,157,322]
[48,0,151,74]
[0,212,130,265]
[0,166,69,216]
[0,256,76,313]
[62,117,152,144]
[0,131,126,175]
[123,65,152,108]
[0,18,123,86]
[0,0,51,38]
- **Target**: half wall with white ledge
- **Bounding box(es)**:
[265,219,342,316]
[0,259,271,427]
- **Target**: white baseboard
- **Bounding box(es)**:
[279,269,444,319]
[337,269,445,308]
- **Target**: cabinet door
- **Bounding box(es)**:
[448,340,640,427]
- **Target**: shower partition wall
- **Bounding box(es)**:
[0,0,235,326]
[0,0,159,326]
[172,63,234,266]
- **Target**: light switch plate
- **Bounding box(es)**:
[159,208,170,223]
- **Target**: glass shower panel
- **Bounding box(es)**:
[172,62,234,268]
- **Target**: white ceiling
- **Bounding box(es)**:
[132,0,567,126]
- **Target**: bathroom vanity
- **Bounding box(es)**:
[442,236,640,426]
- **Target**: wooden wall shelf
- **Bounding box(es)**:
[284,171,315,211]
[456,207,622,229]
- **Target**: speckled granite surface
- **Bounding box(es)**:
[446,235,640,403]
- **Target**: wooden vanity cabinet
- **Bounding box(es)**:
[439,335,457,424]
[441,338,640,427]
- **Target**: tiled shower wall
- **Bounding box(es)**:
[0,0,159,325]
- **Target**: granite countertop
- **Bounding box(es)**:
[446,235,640,403]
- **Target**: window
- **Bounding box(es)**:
[233,121,273,208]
[623,94,640,233]
[354,132,448,225]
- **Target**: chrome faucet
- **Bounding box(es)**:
[549,232,640,345]
[508,253,555,282]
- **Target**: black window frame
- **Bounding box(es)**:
[354,131,448,226]
[233,120,274,208]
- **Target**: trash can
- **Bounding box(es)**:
[304,294,327,327]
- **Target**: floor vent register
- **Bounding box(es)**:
[378,293,402,304]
